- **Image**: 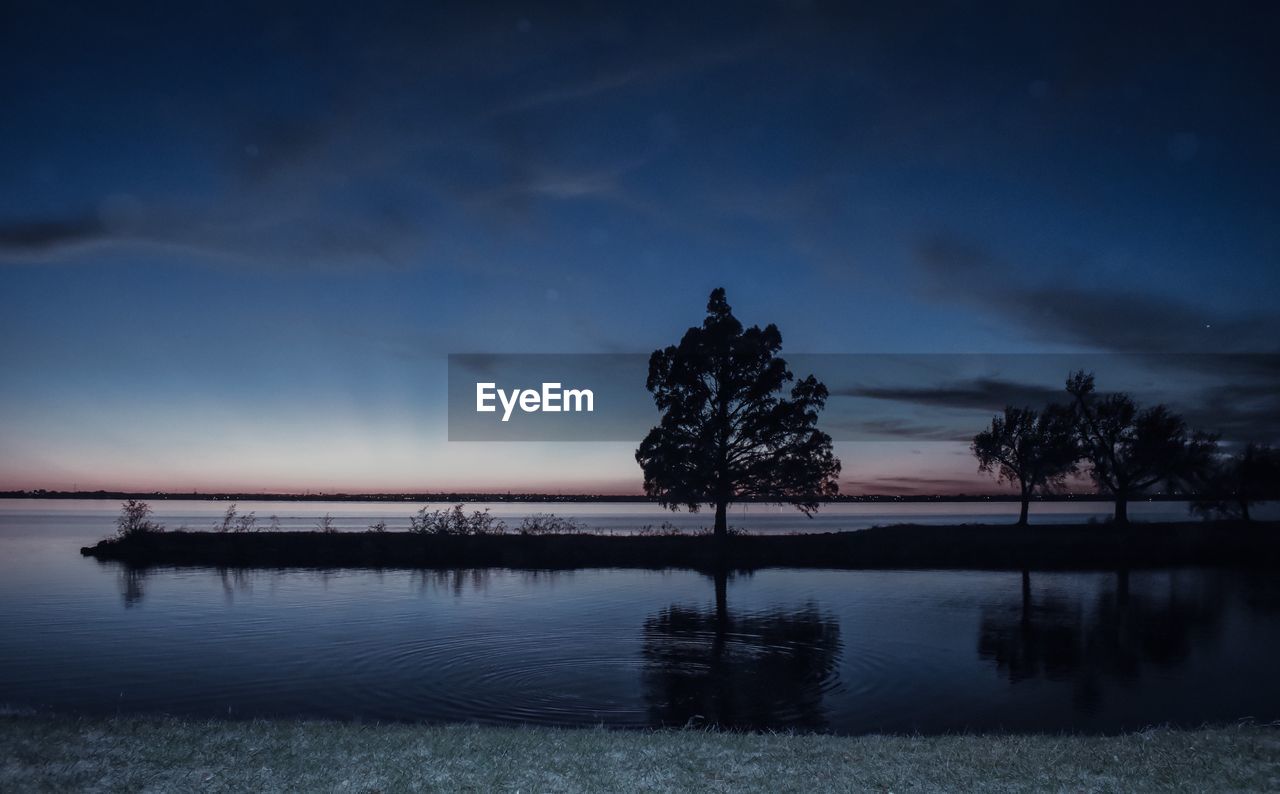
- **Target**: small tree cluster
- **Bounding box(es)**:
[974,371,1223,525]
[409,504,506,535]
[1067,371,1218,524]
[1192,443,1280,521]
[116,500,163,538]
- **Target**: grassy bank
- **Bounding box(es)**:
[81,520,1280,571]
[2,715,1277,792]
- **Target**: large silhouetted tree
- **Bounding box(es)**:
[972,404,1079,525]
[1066,371,1217,524]
[636,288,840,539]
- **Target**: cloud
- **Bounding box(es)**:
[0,216,107,252]
[904,236,1280,442]
[464,157,652,212]
[829,359,1280,444]
[837,377,1063,412]
[915,235,1280,353]
[838,418,972,442]
[487,40,766,118]
[0,198,433,272]
[0,9,706,271]
[847,475,1010,496]
[1183,381,1280,444]
[489,64,665,118]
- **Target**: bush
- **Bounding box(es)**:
[695,525,748,537]
[316,513,337,533]
[368,520,389,533]
[213,503,257,533]
[635,522,747,537]
[636,521,686,537]
[409,504,506,536]
[517,513,586,535]
[116,500,163,538]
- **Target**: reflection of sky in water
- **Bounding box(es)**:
[2,502,1279,732]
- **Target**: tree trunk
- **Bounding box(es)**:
[1114,493,1129,524]
[709,566,729,727]
[714,568,729,625]
[1018,489,1030,526]
[1241,500,1252,522]
[714,500,728,539]
[1020,569,1032,627]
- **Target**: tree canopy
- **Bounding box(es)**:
[972,404,1079,525]
[1192,442,1280,521]
[1067,370,1217,523]
[636,289,840,538]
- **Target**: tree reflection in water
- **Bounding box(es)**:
[641,570,841,730]
[978,569,1225,709]
[117,565,148,608]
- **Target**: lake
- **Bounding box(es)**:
[2,499,1278,733]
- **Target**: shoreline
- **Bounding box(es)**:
[5,489,1206,503]
[80,520,1280,571]
[2,714,1276,791]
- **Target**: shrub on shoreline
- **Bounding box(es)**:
[409,504,505,536]
[518,513,586,535]
[214,503,258,533]
[115,500,163,538]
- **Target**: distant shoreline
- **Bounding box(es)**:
[80,520,1280,571]
[4,489,1202,504]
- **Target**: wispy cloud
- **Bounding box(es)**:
[848,475,1010,496]
[487,41,765,118]
[0,216,106,252]
[914,235,1280,354]
[834,418,972,442]
[837,377,1064,412]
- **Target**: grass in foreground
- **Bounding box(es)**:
[2,715,1278,793]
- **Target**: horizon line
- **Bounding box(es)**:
[0,488,1192,503]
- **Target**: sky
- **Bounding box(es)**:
[1,1,1278,494]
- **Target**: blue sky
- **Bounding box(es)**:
[1,1,1277,493]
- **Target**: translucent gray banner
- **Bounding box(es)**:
[447,353,1280,443]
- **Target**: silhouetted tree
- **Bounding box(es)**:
[636,288,841,539]
[972,404,1079,525]
[1192,443,1280,521]
[115,499,162,538]
[1066,371,1217,523]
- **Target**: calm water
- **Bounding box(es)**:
[2,499,1279,733]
